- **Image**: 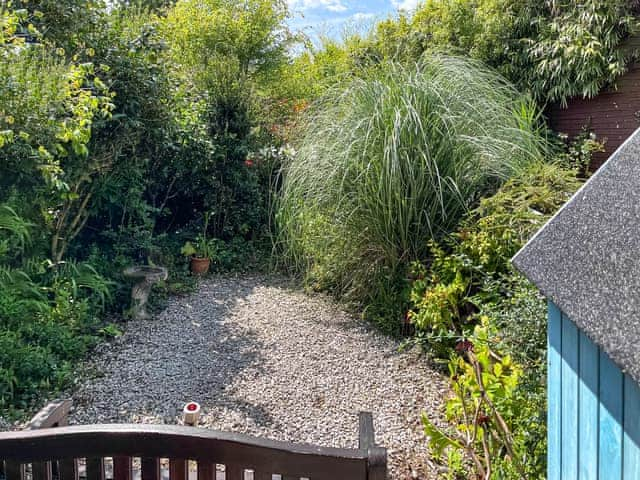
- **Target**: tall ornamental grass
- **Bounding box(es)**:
[276,56,547,327]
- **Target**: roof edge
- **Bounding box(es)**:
[512,125,640,281]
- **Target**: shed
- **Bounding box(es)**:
[512,127,640,479]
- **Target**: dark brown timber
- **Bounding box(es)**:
[86,458,105,480]
[0,414,387,480]
[58,459,78,480]
[113,457,132,480]
[168,459,187,480]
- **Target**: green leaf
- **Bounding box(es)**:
[422,412,463,457]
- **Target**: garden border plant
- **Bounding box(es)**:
[276,55,547,333]
[411,153,595,478]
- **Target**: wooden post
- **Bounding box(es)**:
[358,412,387,480]
[86,458,105,480]
[141,458,160,480]
[169,460,187,480]
[113,457,132,480]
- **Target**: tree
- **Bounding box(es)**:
[162,0,290,77]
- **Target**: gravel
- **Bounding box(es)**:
[69,274,448,479]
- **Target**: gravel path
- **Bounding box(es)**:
[69,275,447,479]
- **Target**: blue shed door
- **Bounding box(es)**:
[548,302,640,479]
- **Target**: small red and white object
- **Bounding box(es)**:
[183,402,201,426]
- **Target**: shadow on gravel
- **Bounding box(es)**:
[69,276,276,430]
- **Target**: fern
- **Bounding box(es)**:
[47,261,115,308]
[0,266,49,313]
[0,205,32,251]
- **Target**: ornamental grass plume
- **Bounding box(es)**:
[275,56,547,326]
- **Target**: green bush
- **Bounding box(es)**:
[409,161,584,347]
[423,301,546,479]
[410,160,585,478]
[276,56,546,332]
[352,0,640,105]
[0,199,111,412]
[0,271,100,411]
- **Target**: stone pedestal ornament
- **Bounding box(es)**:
[123,266,168,320]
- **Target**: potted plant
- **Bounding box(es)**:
[181,214,219,275]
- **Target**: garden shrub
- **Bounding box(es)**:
[158,0,291,242]
[0,0,297,417]
[410,159,587,478]
[0,281,98,412]
[354,0,640,105]
[409,161,584,348]
[0,204,112,412]
[276,56,546,333]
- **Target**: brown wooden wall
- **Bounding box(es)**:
[548,64,640,170]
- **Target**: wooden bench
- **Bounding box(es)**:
[0,405,386,480]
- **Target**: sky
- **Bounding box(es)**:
[287,0,419,43]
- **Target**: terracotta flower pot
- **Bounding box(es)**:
[190,256,211,275]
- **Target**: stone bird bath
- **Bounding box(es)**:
[123,266,168,320]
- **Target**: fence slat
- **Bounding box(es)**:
[87,458,105,480]
[169,460,187,480]
[4,462,22,480]
[113,457,132,480]
[32,462,52,480]
[141,458,160,480]
[197,463,213,480]
[59,459,77,480]
[224,466,243,480]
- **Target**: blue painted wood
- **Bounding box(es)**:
[548,302,562,480]
[578,330,599,480]
[598,351,624,480]
[623,374,640,478]
[561,313,579,480]
[548,306,640,479]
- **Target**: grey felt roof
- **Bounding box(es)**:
[512,127,640,384]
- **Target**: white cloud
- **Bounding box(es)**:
[352,12,375,21]
[391,0,420,11]
[288,0,348,13]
